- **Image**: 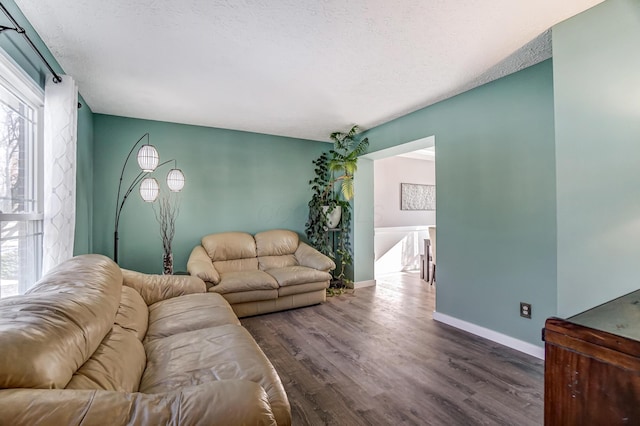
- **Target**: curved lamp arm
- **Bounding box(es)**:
[114,130,178,263]
[114,134,149,226]
[114,133,149,263]
[117,160,175,221]
[114,158,175,263]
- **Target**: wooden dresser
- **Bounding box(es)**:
[543,290,640,425]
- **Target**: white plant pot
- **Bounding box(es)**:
[322,205,342,229]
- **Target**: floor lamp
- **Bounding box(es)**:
[114,133,185,263]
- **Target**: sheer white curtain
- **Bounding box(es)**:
[42,75,78,274]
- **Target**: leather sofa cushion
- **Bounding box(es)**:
[258,254,298,271]
[267,266,332,287]
[255,230,298,256]
[221,289,278,304]
[211,270,278,294]
[295,242,336,272]
[115,286,148,341]
[145,293,239,343]
[122,269,206,306]
[140,324,290,426]
[277,281,329,297]
[0,381,278,426]
[65,325,145,392]
[202,232,256,261]
[232,290,326,318]
[213,257,258,274]
[187,245,220,283]
[0,254,122,389]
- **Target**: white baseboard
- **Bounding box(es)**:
[353,279,376,289]
[432,311,545,360]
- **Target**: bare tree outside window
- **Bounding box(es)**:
[0,72,43,298]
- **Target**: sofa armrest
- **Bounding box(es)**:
[0,381,279,425]
[187,245,221,284]
[121,269,206,306]
[295,242,336,272]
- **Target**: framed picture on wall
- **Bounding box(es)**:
[401,183,435,210]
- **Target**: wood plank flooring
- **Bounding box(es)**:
[241,271,544,425]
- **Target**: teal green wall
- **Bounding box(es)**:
[74,99,94,254]
[554,0,640,317]
[0,0,94,255]
[92,114,328,273]
[353,158,374,283]
[362,60,557,346]
[0,1,53,88]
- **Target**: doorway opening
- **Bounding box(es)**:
[362,136,436,282]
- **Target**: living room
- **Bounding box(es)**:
[1,0,639,424]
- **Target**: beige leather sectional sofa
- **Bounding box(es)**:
[188,229,336,317]
[0,254,290,425]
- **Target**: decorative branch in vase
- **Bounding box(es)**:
[154,193,179,275]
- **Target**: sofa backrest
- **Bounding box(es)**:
[65,269,148,393]
[62,284,149,392]
[255,229,300,270]
[199,229,305,273]
[202,232,259,273]
[115,286,149,341]
[0,254,122,389]
[65,324,146,392]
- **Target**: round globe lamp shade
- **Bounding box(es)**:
[139,177,159,202]
[137,144,159,172]
[166,168,185,192]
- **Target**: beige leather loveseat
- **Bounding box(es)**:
[0,254,290,425]
[188,229,335,317]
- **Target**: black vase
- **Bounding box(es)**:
[163,252,173,275]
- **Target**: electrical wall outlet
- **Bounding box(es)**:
[520,302,532,319]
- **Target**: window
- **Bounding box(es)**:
[0,49,44,298]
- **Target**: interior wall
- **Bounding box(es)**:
[353,158,374,284]
[554,0,640,317]
[0,0,95,256]
[360,60,557,347]
[92,114,328,273]
[374,156,436,228]
[74,98,94,255]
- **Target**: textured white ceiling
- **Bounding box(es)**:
[14,0,604,142]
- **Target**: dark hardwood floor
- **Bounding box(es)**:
[241,271,544,425]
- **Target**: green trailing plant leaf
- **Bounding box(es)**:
[305,125,369,292]
[344,162,357,175]
[341,178,354,200]
[305,152,333,256]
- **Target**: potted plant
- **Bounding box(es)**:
[154,193,179,274]
[306,125,369,290]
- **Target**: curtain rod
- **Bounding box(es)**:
[0,2,62,84]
